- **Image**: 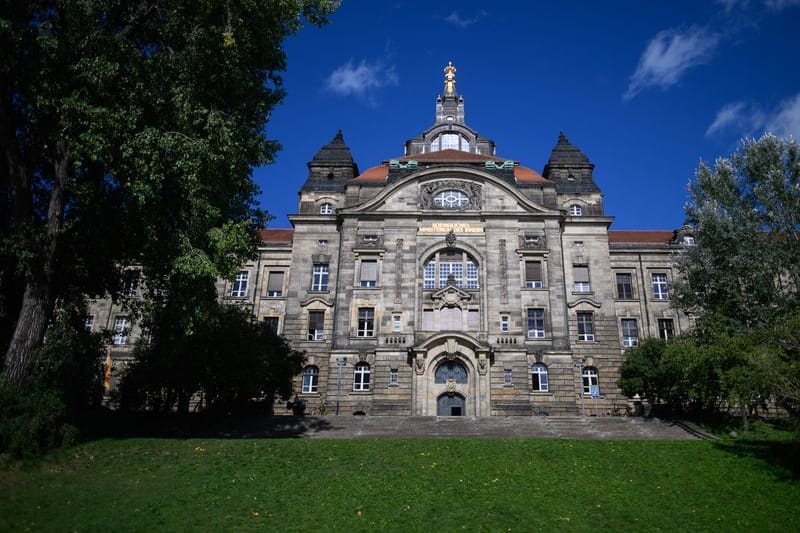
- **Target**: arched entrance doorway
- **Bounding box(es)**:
[437,393,466,416]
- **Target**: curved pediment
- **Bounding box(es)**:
[340,167,560,216]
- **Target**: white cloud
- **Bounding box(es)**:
[768,92,800,139]
[705,102,767,137]
[624,26,720,100]
[325,59,399,105]
[705,92,800,139]
[442,10,487,28]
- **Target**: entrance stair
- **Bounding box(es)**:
[249,415,699,440]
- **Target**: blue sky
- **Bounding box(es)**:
[254,0,800,230]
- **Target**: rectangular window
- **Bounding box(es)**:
[439,261,463,288]
[122,271,139,297]
[466,261,478,289]
[84,315,94,333]
[468,309,479,330]
[308,311,325,341]
[112,316,129,345]
[527,308,545,338]
[389,368,399,386]
[577,312,594,341]
[573,265,590,292]
[263,316,279,333]
[357,308,375,337]
[392,314,402,332]
[311,263,329,291]
[423,309,434,330]
[658,318,675,340]
[621,318,638,347]
[359,260,378,287]
[231,270,249,297]
[525,260,543,288]
[500,315,510,333]
[652,273,669,300]
[267,271,284,297]
[616,273,633,299]
[503,368,513,386]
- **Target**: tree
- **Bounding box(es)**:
[671,134,800,424]
[0,1,338,385]
[118,301,304,414]
[676,134,800,331]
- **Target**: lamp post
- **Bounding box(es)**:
[574,358,586,417]
[335,357,346,416]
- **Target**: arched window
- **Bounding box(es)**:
[434,361,468,384]
[531,363,549,392]
[302,365,319,393]
[569,204,582,216]
[320,203,333,215]
[430,133,470,152]
[582,366,599,396]
[423,250,479,289]
[353,363,371,391]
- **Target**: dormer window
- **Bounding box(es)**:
[683,236,695,245]
[430,133,470,153]
[569,205,582,217]
[320,203,333,215]
[362,234,379,242]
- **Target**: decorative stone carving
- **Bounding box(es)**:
[478,354,488,374]
[519,234,547,249]
[420,180,482,210]
[446,379,456,394]
[499,239,508,304]
[431,285,472,308]
[394,238,403,304]
[415,353,425,374]
[484,160,514,170]
[356,234,384,248]
[445,229,457,247]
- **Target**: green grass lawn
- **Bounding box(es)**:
[2,436,798,531]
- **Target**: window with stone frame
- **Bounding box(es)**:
[84,315,94,333]
[503,368,513,386]
[531,363,549,392]
[616,272,634,299]
[423,250,478,289]
[621,318,639,347]
[500,314,510,333]
[582,367,599,395]
[353,363,371,391]
[302,366,319,393]
[569,204,582,216]
[527,308,545,338]
[267,271,284,297]
[652,273,669,300]
[577,312,594,341]
[230,270,249,297]
[658,318,675,340]
[319,202,333,214]
[122,270,140,297]
[112,316,129,345]
[308,310,325,341]
[392,314,402,332]
[357,307,375,337]
[573,265,590,293]
[263,316,279,333]
[524,260,543,288]
[389,368,399,386]
[359,260,378,287]
[311,263,329,291]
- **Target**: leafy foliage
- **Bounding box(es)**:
[119,302,304,414]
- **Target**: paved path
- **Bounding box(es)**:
[235,415,701,440]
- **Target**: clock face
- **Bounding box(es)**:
[433,189,470,209]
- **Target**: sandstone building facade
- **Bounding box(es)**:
[91,64,693,416]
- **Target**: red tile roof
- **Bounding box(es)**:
[260,228,294,243]
[353,164,388,182]
[515,165,547,183]
[608,230,674,244]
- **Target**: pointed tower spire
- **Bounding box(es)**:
[301,130,359,192]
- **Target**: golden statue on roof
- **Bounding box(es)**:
[444,61,456,95]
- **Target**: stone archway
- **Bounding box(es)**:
[437,393,466,416]
[409,332,492,416]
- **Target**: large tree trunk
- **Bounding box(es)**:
[2,139,68,386]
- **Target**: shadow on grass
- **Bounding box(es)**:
[713,438,800,481]
[75,408,337,441]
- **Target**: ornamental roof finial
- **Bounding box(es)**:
[444,61,456,95]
